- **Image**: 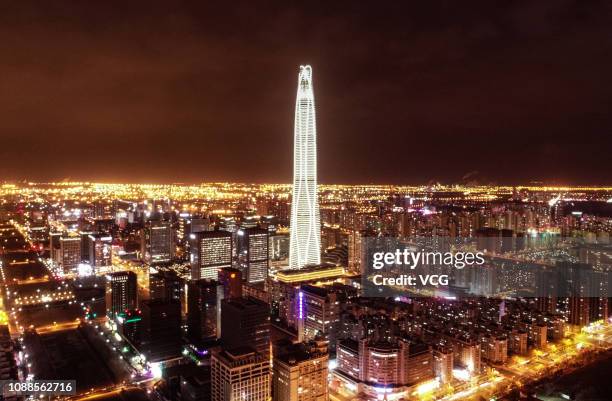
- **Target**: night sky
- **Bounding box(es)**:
[1,1,611,185]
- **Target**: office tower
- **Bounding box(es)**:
[59,236,81,272]
[221,297,270,358]
[177,213,191,246]
[300,285,340,344]
[80,231,93,262]
[273,340,329,401]
[115,309,142,346]
[211,347,270,401]
[106,271,138,318]
[87,233,112,269]
[149,270,183,302]
[142,220,175,264]
[218,267,242,300]
[188,279,223,342]
[289,65,321,269]
[240,216,260,229]
[190,231,232,280]
[190,216,211,234]
[269,231,290,266]
[50,231,63,264]
[178,213,211,251]
[141,299,182,361]
[237,227,269,284]
[93,201,106,219]
[218,217,237,234]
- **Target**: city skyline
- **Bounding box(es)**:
[2,2,612,401]
[1,181,612,401]
[0,1,611,185]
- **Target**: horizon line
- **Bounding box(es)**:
[2,181,612,190]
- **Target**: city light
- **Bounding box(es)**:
[453,368,471,381]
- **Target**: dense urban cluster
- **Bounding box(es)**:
[0,181,611,401]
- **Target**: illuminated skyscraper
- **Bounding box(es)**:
[190,230,232,280]
[289,65,321,269]
[142,220,175,265]
[211,347,270,401]
[87,233,112,269]
[187,279,223,342]
[237,227,269,283]
[273,340,329,401]
[106,271,137,318]
[59,235,81,272]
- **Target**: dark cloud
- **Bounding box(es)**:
[0,1,611,184]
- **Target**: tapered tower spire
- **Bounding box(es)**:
[289,65,321,269]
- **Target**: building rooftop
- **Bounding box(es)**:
[275,341,328,366]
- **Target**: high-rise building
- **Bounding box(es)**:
[432,347,453,384]
[115,309,142,346]
[142,220,175,264]
[300,285,340,344]
[0,325,18,384]
[347,230,364,275]
[289,65,321,269]
[221,297,270,358]
[508,330,528,355]
[480,334,508,364]
[334,338,434,399]
[211,347,270,401]
[178,214,211,244]
[237,227,269,284]
[445,334,482,373]
[218,267,242,300]
[80,231,94,263]
[270,231,290,266]
[106,271,138,318]
[50,231,63,263]
[190,231,232,280]
[59,236,81,272]
[401,341,435,386]
[149,270,183,302]
[187,279,223,342]
[528,323,548,348]
[87,233,112,269]
[93,201,106,219]
[273,340,329,401]
[140,299,182,361]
